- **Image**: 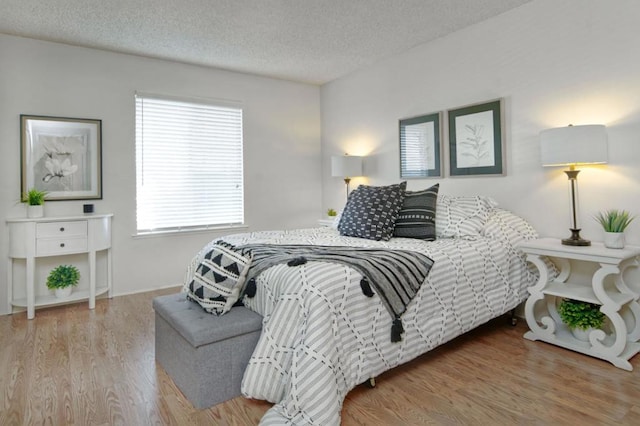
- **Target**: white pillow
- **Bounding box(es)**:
[482,208,538,246]
[435,195,497,238]
[330,209,343,229]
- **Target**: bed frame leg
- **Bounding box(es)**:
[510,309,518,326]
[364,377,376,388]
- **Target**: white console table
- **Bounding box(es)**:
[521,238,640,370]
[7,214,113,319]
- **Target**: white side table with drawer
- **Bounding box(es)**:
[7,214,113,319]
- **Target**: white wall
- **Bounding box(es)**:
[0,35,321,315]
[321,0,640,245]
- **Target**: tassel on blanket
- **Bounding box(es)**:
[360,278,374,297]
[391,316,404,343]
[287,256,308,267]
[245,278,257,298]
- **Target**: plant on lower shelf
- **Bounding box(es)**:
[558,299,605,330]
[46,265,80,290]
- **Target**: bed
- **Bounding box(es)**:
[183,187,539,425]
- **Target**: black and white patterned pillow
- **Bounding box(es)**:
[185,241,251,315]
[393,183,439,240]
[435,195,497,239]
[338,182,407,241]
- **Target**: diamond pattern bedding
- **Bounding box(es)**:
[216,211,537,425]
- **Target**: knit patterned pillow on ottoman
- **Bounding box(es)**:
[185,241,251,315]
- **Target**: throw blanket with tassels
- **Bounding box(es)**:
[236,243,434,343]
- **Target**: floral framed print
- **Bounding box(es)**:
[21,115,102,200]
[447,99,505,177]
[399,112,442,178]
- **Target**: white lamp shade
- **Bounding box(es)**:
[331,155,363,178]
[540,124,608,166]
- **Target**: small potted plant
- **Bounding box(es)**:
[558,298,605,341]
[327,208,337,218]
[22,188,47,218]
[46,265,80,298]
[594,209,635,249]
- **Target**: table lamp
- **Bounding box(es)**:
[331,154,363,200]
[540,124,608,246]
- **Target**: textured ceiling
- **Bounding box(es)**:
[0,0,530,85]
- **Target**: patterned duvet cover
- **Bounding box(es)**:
[217,209,538,425]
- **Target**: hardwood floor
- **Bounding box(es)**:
[1,287,640,425]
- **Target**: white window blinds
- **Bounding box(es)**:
[400,121,434,177]
[399,113,441,178]
[135,94,244,233]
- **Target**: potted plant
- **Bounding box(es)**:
[22,188,47,218]
[594,209,635,249]
[558,298,605,341]
[327,208,337,218]
[46,265,80,298]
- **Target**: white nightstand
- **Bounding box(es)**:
[520,237,640,370]
[318,218,335,227]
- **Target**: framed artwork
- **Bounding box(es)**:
[447,99,505,177]
[21,115,102,200]
[399,112,442,178]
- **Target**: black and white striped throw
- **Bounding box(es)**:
[236,243,434,342]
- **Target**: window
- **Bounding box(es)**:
[135,94,244,234]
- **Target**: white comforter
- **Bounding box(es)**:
[220,213,537,425]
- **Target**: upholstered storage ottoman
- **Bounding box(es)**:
[153,293,262,409]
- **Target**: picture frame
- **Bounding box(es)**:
[21,115,102,200]
[447,99,505,177]
[399,112,442,178]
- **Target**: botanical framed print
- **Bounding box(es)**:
[21,115,102,200]
[399,112,442,178]
[447,99,504,177]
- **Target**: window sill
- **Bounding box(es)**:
[132,224,249,239]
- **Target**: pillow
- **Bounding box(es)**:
[482,208,538,246]
[435,195,497,239]
[330,209,343,229]
[393,183,439,240]
[184,241,251,315]
[338,182,407,241]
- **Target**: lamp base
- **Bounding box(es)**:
[343,178,352,201]
[562,229,591,246]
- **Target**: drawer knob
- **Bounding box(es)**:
[60,227,65,232]
[60,243,65,248]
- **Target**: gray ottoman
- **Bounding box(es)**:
[153,293,262,409]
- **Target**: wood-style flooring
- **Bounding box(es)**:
[1,287,639,425]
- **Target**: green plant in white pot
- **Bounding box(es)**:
[21,188,47,218]
[594,209,635,249]
[46,265,80,298]
[558,298,605,341]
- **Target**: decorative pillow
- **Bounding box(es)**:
[338,182,407,241]
[184,241,251,315]
[435,195,497,239]
[393,183,439,240]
